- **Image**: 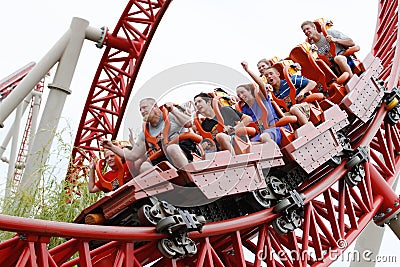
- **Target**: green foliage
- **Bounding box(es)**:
[0,122,104,248]
[0,179,102,247]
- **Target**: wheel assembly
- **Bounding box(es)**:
[345,155,361,170]
[328,155,342,167]
[386,97,398,110]
[245,189,273,210]
[269,176,288,196]
[158,238,178,258]
[386,104,400,125]
[138,204,159,225]
[345,164,366,187]
[272,216,289,235]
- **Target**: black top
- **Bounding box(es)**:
[201,106,243,132]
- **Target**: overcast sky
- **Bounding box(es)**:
[1,1,399,266]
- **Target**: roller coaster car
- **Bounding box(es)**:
[289,45,385,125]
[340,53,385,123]
[282,102,349,174]
[74,140,287,225]
[76,138,289,257]
[289,55,385,175]
[266,59,351,174]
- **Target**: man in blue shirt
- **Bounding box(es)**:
[264,66,317,125]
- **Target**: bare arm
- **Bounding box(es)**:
[88,158,101,193]
[239,113,253,127]
[101,139,146,162]
[296,79,317,101]
[224,112,253,135]
[165,102,193,128]
[326,35,355,48]
[128,128,135,145]
[241,61,268,99]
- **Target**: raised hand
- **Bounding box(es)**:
[164,102,175,112]
[100,139,114,150]
[128,128,134,145]
[241,61,249,71]
[88,157,98,170]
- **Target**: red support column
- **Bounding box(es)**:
[369,163,400,238]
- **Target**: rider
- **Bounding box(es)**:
[257,58,272,83]
[238,61,289,146]
[102,97,197,172]
[194,92,252,155]
[264,66,317,126]
[301,20,356,78]
[88,148,130,193]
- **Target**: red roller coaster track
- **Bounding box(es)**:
[0,0,399,266]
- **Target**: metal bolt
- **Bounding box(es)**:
[387,208,392,213]
[376,213,385,218]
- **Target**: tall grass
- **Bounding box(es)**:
[0,123,104,248]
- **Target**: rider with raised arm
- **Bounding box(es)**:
[87,149,127,193]
[238,61,289,146]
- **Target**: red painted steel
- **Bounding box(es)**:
[0,62,35,99]
[0,0,400,267]
[68,0,172,182]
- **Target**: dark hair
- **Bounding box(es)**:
[236,83,256,96]
[194,92,212,102]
